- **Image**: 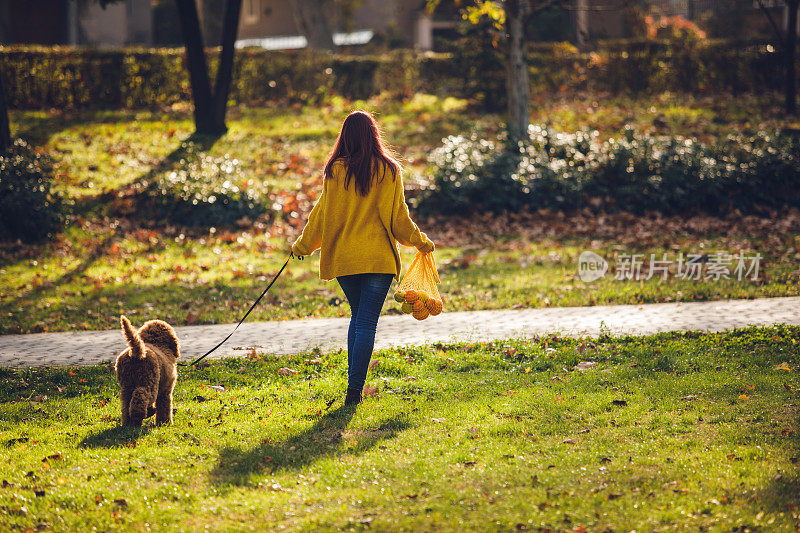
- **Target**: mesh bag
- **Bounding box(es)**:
[394,252,443,320]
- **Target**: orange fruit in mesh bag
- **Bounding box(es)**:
[401,302,413,314]
[394,291,406,303]
[416,290,429,303]
[426,298,443,316]
[412,307,429,320]
[404,289,418,304]
[412,300,426,312]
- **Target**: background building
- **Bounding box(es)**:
[0,0,797,49]
[0,0,152,46]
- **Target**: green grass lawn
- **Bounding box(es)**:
[1,326,798,531]
[3,92,799,334]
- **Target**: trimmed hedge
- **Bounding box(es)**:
[0,46,454,109]
[418,126,800,216]
[450,38,790,110]
[1,39,794,110]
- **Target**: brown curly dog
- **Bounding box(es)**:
[115,315,180,427]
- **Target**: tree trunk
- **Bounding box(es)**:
[576,0,588,49]
[506,0,529,140]
[291,0,335,51]
[0,68,10,153]
[0,0,11,44]
[175,0,214,133]
[210,0,242,132]
[787,0,798,116]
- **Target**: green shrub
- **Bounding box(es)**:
[140,142,271,227]
[419,126,800,216]
[0,140,69,242]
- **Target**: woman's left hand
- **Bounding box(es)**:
[418,239,435,254]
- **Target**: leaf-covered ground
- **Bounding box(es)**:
[2,92,799,334]
[1,209,798,334]
[0,326,798,531]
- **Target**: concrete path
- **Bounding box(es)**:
[1,296,799,368]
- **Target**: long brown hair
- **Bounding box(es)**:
[324,110,400,196]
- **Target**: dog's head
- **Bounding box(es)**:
[137,320,180,359]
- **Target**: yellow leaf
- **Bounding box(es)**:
[776,362,792,372]
[738,394,749,401]
[525,367,531,374]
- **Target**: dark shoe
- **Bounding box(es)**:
[344,388,362,406]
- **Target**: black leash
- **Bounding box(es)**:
[183,253,299,367]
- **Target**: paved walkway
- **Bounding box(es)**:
[1,296,799,368]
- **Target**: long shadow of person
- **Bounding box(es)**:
[211,405,411,486]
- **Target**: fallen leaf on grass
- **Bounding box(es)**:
[573,361,597,371]
[776,362,792,372]
[43,453,61,462]
[431,417,446,423]
[563,438,576,445]
[113,499,128,508]
[363,386,379,398]
[738,394,749,401]
[277,367,298,376]
[368,359,380,370]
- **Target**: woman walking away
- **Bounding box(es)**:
[291,110,435,406]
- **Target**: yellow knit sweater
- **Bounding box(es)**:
[291,160,432,280]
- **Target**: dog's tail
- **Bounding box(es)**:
[121,315,145,359]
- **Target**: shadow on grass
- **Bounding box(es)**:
[11,109,192,148]
[0,131,223,333]
[755,406,800,512]
[77,131,222,216]
[79,424,151,448]
[211,405,411,486]
[1,232,118,318]
[0,365,116,403]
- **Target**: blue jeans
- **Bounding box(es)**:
[336,273,394,391]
